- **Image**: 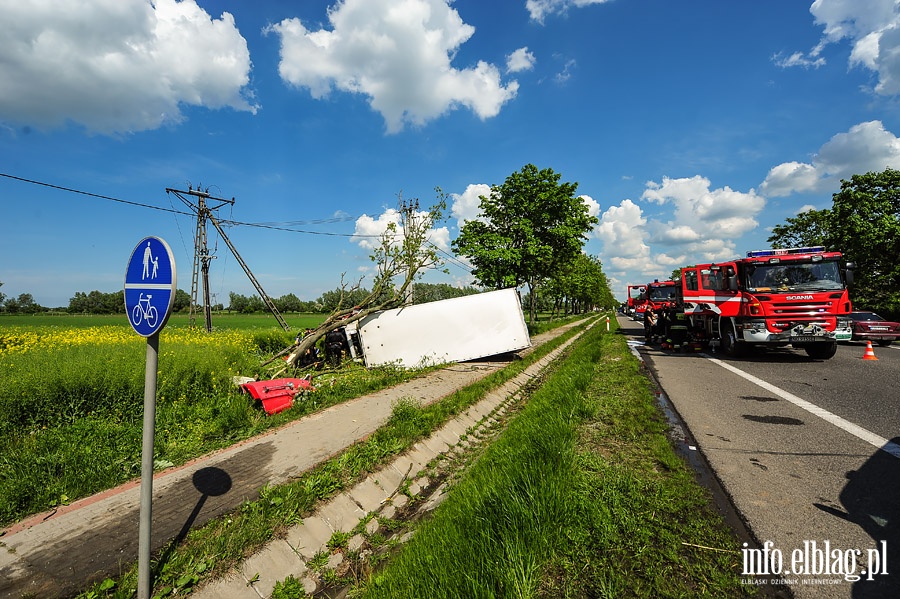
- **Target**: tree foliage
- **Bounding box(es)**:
[828,168,900,316]
[766,168,900,318]
[410,282,481,304]
[452,164,598,322]
[272,191,448,372]
[766,208,831,249]
[3,293,42,314]
[542,253,614,316]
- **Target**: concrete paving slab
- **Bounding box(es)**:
[318,493,365,534]
[326,552,343,569]
[192,572,261,599]
[349,477,389,514]
[421,434,450,456]
[286,516,333,559]
[240,540,307,598]
[466,402,492,420]
[388,456,416,482]
[454,411,480,430]
[365,518,380,535]
[348,534,365,552]
[406,444,436,471]
[371,464,405,496]
[441,418,468,439]
[433,422,461,447]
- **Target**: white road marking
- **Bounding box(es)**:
[707,357,900,459]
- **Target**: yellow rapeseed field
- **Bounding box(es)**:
[0,325,257,356]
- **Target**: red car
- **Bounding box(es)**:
[849,311,900,346]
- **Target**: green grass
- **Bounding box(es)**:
[74,319,588,599]
[0,314,427,527]
[358,319,747,598]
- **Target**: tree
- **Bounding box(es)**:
[410,282,481,304]
[766,208,831,249]
[827,168,900,317]
[452,164,598,323]
[317,287,372,312]
[0,282,5,307]
[173,289,191,312]
[273,192,448,372]
[228,292,250,313]
[544,253,613,316]
[275,293,304,313]
[5,293,42,314]
[765,168,900,318]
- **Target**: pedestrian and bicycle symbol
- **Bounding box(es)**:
[124,237,176,337]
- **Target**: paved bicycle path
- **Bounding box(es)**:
[0,324,582,599]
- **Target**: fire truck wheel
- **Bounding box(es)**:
[720,319,746,357]
[804,342,837,359]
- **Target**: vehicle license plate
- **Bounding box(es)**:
[871,326,889,331]
[790,336,817,343]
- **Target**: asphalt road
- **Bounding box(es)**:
[618,316,900,599]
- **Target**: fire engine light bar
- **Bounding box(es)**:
[746,246,825,258]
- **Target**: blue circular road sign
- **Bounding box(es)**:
[124,236,177,337]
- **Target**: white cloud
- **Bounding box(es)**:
[450,183,491,227]
[780,0,900,95]
[554,57,577,83]
[772,51,826,69]
[593,178,764,299]
[506,47,536,73]
[268,0,518,133]
[641,175,765,240]
[581,194,600,220]
[760,120,900,196]
[594,199,651,270]
[525,0,613,24]
[352,207,451,252]
[0,0,256,134]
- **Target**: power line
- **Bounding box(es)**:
[430,241,473,274]
[1,172,193,217]
[0,172,381,238]
[2,173,470,259]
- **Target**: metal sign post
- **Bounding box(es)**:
[124,237,176,599]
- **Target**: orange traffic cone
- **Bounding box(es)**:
[862,341,878,361]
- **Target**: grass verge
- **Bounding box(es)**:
[358,320,748,598]
[75,319,590,598]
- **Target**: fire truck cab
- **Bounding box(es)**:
[678,246,854,359]
[645,279,677,311]
[627,284,647,320]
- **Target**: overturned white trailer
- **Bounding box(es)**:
[340,288,531,368]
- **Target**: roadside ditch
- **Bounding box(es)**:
[630,338,794,599]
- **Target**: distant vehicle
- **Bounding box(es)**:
[849,311,900,346]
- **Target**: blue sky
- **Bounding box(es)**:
[3,0,900,310]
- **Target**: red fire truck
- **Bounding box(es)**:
[645,279,678,311]
[675,246,855,359]
[627,284,647,320]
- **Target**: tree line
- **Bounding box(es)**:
[0,282,483,315]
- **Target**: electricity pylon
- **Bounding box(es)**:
[166,186,290,332]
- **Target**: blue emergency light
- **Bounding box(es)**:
[746,246,825,258]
